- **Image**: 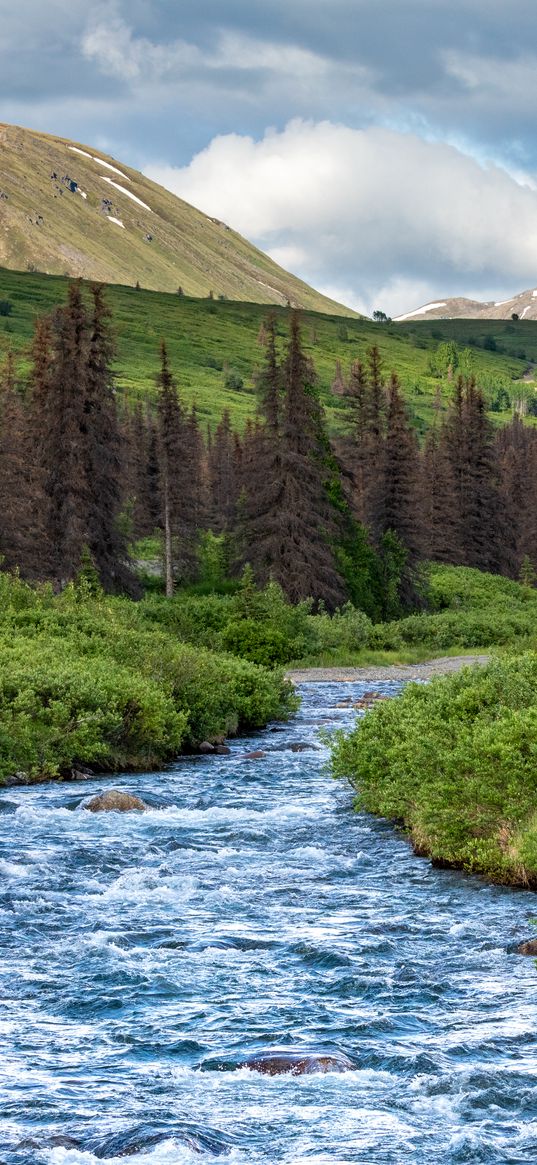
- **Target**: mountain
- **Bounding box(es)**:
[0,122,355,316]
[395,288,537,323]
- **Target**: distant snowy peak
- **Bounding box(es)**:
[395,289,537,322]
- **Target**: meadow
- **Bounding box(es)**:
[0,266,534,430]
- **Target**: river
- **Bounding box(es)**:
[1,680,537,1165]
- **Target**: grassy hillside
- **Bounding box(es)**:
[0,267,533,430]
[0,122,353,316]
[399,315,537,362]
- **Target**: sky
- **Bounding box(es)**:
[3,0,537,316]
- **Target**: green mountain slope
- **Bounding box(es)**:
[0,267,533,431]
[0,122,354,316]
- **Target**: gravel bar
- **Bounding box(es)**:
[286,654,492,684]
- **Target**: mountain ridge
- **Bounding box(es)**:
[395,287,537,323]
[0,122,355,316]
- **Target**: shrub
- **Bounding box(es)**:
[224,369,244,391]
[331,652,537,885]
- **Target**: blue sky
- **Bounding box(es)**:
[3,1,537,314]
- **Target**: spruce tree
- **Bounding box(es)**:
[0,352,42,576]
[238,312,346,607]
[156,342,200,595]
[83,284,134,593]
[208,409,237,534]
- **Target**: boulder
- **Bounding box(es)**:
[198,741,215,754]
[515,938,537,956]
[241,750,266,760]
[84,790,148,813]
[214,745,231,755]
[243,1049,354,1075]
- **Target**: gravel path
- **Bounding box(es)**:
[286,654,491,684]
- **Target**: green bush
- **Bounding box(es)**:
[331,652,537,885]
[0,573,298,783]
[309,604,372,653]
[0,645,186,780]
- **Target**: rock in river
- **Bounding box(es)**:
[515,938,537,956]
[243,1049,354,1075]
[84,790,148,813]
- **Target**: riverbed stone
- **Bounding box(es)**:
[243,1049,354,1075]
[84,790,148,813]
[515,938,537,956]
[198,741,215,754]
[214,745,232,755]
[241,750,266,760]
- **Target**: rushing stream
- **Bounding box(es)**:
[1,680,537,1165]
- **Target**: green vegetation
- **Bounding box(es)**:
[125,563,537,667]
[0,572,297,785]
[331,653,537,887]
[0,267,532,430]
[368,565,537,651]
[329,565,537,886]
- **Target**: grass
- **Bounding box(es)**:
[287,644,491,669]
[0,266,533,430]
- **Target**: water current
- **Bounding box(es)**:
[1,680,537,1165]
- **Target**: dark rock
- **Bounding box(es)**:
[84,790,148,813]
[269,741,319,753]
[242,1048,354,1075]
[353,692,388,709]
[515,938,537,956]
[241,750,266,760]
[214,745,231,755]
[198,741,215,754]
[71,768,93,781]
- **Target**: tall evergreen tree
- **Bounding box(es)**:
[83,284,134,592]
[238,312,346,607]
[156,342,200,595]
[30,283,134,590]
[208,409,237,534]
[380,371,423,606]
[33,281,91,587]
[0,352,43,576]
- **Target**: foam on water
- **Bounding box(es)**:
[1,679,537,1163]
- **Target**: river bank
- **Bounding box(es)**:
[331,651,537,889]
[286,654,491,683]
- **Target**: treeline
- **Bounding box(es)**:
[0,282,536,612]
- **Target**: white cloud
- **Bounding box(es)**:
[82,14,332,85]
[146,119,537,315]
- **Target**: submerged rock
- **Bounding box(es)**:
[241,750,266,760]
[17,1135,81,1151]
[214,745,231,755]
[84,790,148,813]
[515,938,537,956]
[90,1123,229,1157]
[242,1048,354,1075]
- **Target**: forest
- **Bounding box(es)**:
[1,279,537,613]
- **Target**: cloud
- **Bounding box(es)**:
[146,119,537,316]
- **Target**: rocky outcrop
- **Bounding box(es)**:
[84,789,148,813]
[242,1049,354,1075]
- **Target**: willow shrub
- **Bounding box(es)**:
[330,653,537,886]
[0,574,297,783]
